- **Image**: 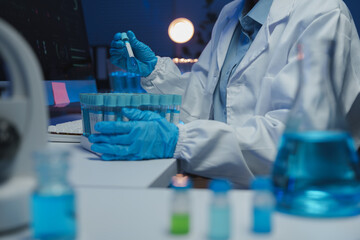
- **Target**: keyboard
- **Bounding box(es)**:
[48,119,83,142]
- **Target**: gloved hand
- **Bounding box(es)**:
[110,30,158,77]
[89,108,178,160]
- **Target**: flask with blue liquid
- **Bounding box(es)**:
[31,149,76,239]
[272,41,360,217]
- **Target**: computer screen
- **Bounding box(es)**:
[0,0,94,81]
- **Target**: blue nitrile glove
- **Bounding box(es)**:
[110,30,158,77]
[88,108,178,160]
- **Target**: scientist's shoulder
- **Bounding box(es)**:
[291,0,352,21]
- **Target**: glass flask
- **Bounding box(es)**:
[31,149,76,239]
[272,41,360,217]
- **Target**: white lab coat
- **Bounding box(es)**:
[141,0,360,188]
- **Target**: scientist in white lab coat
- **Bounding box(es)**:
[90,0,360,188]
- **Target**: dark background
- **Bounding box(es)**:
[82,0,360,58]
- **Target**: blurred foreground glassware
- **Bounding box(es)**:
[272,41,360,217]
[31,149,76,239]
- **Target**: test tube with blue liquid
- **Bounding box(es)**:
[208,179,231,240]
[31,149,76,239]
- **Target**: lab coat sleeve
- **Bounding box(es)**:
[174,6,360,188]
[140,41,214,98]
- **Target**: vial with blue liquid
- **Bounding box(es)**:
[272,41,360,217]
[31,149,76,239]
[251,177,275,233]
[208,179,231,240]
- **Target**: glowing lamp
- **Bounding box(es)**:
[168,18,194,44]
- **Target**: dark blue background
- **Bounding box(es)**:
[82,0,360,58]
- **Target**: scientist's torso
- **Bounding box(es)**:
[181,0,359,129]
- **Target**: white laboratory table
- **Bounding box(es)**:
[76,188,360,240]
[47,142,177,188]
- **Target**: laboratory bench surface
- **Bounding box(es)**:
[4,188,360,240]
[47,142,178,188]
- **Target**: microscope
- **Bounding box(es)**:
[0,19,48,232]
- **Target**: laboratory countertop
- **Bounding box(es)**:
[47,142,177,188]
[7,188,360,240]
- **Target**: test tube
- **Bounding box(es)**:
[116,94,131,121]
[170,174,191,235]
[171,95,182,125]
[110,71,126,93]
[89,94,104,134]
[103,95,117,121]
[121,33,138,73]
[160,95,172,121]
[80,93,90,137]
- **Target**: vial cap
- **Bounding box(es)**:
[104,95,117,107]
[117,94,130,107]
[151,94,160,105]
[131,94,141,107]
[141,94,151,105]
[209,179,231,193]
[94,94,104,106]
[160,94,171,105]
[251,176,273,190]
[121,32,129,41]
[171,174,192,189]
[173,95,182,105]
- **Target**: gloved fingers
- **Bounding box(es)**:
[91,143,120,155]
[122,108,161,121]
[127,30,137,43]
[111,39,125,49]
[88,134,133,145]
[113,32,122,41]
[92,143,139,159]
[109,47,127,56]
[101,153,142,161]
[94,121,135,134]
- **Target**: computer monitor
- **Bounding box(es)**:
[0,0,97,123]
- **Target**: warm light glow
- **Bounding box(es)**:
[168,18,194,44]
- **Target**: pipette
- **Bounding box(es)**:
[121,33,138,70]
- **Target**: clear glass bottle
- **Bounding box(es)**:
[208,179,231,240]
[272,41,360,217]
[170,174,191,235]
[31,149,76,239]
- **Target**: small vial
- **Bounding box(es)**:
[160,94,171,121]
[109,71,126,93]
[116,94,131,121]
[121,33,138,73]
[89,94,104,134]
[170,174,191,235]
[80,93,90,137]
[171,95,182,125]
[130,94,141,111]
[251,177,275,234]
[208,179,231,240]
[103,95,117,121]
[31,149,76,239]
